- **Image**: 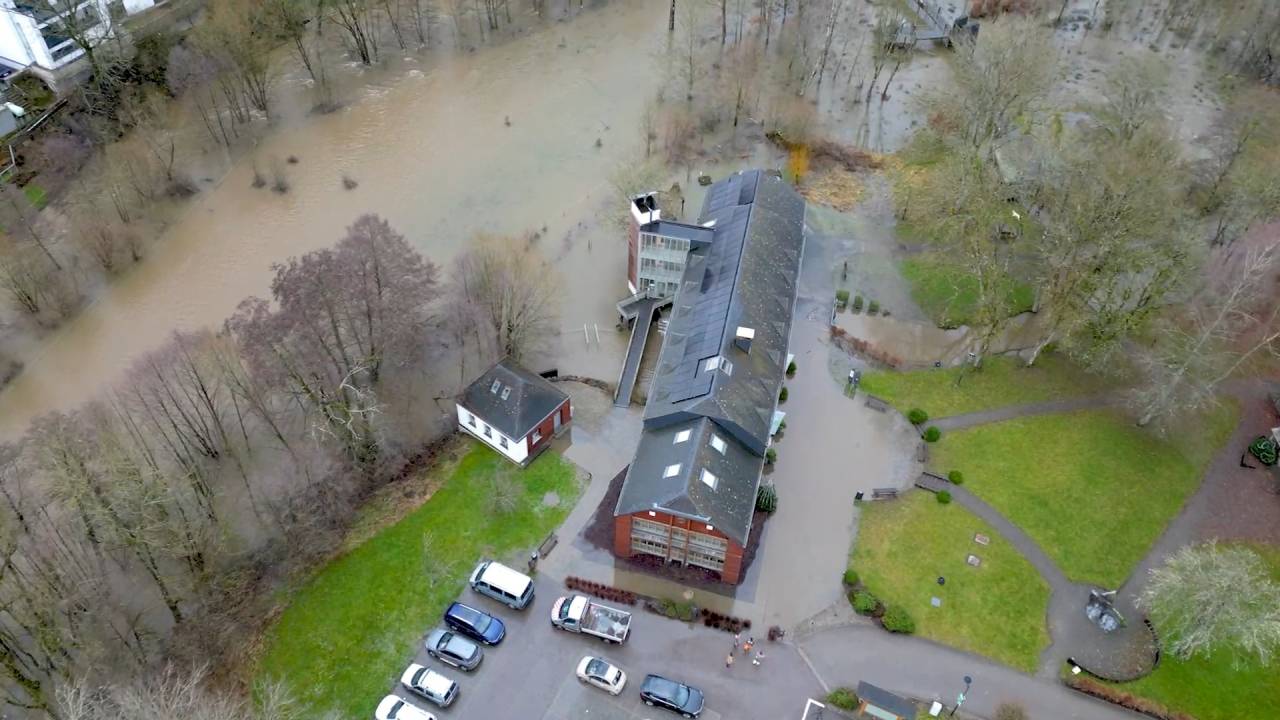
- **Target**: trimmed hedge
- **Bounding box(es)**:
[948,470,964,485]
[882,606,916,634]
[907,408,929,425]
[852,295,864,311]
[851,590,879,615]
[826,687,860,711]
[787,360,797,376]
[779,386,789,402]
[842,568,860,587]
[936,490,952,504]
[923,426,942,442]
[765,447,777,465]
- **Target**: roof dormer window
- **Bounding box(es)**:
[700,469,719,490]
[710,435,727,454]
[674,429,691,444]
[663,464,682,478]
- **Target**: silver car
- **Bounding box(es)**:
[424,628,483,671]
[400,663,459,707]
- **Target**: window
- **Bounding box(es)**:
[499,436,508,449]
[490,379,501,394]
[710,435,727,454]
[700,469,718,489]
[704,356,721,372]
[720,358,733,376]
[500,386,511,400]
[463,411,476,427]
[532,429,543,444]
[482,424,492,438]
[663,464,682,478]
[673,429,691,444]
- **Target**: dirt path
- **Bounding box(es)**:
[931,394,1121,432]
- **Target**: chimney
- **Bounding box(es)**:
[734,326,755,354]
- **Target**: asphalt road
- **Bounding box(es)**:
[384,573,822,720]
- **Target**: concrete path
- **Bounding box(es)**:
[799,624,1143,720]
[931,394,1121,432]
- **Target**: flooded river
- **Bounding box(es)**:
[0,1,670,438]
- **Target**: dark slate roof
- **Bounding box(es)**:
[855,682,917,719]
[643,170,805,455]
[613,417,764,544]
[614,170,805,547]
[460,359,567,440]
[639,220,716,246]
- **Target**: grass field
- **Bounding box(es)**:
[900,255,1034,329]
[931,404,1239,587]
[850,492,1051,672]
[1115,547,1280,720]
[860,354,1110,418]
[257,441,581,717]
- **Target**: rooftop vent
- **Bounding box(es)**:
[735,326,755,354]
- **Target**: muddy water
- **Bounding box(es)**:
[0,1,669,439]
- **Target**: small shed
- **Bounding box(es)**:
[457,359,571,466]
[855,682,917,720]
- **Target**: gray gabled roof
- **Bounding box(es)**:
[613,417,763,545]
[614,170,805,547]
[460,359,567,440]
[855,682,916,719]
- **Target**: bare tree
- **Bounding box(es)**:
[1141,542,1280,666]
[450,234,560,363]
[0,183,60,270]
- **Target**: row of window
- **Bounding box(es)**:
[638,278,679,296]
[640,257,684,273]
[639,233,691,253]
[461,410,509,449]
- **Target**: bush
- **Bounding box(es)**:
[936,490,952,504]
[786,360,797,376]
[779,386,788,402]
[906,408,929,425]
[923,426,942,442]
[947,470,964,485]
[852,295,864,311]
[825,687,860,711]
[995,703,1029,720]
[868,299,880,314]
[851,591,879,615]
[755,483,778,514]
[765,447,777,465]
[842,568,859,587]
[778,419,787,431]
[1066,676,1185,720]
[835,289,850,306]
[882,606,916,634]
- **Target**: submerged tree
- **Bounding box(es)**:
[450,234,560,364]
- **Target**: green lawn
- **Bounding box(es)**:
[900,255,1034,328]
[22,183,46,209]
[257,441,581,717]
[861,354,1110,418]
[931,404,1239,587]
[851,492,1051,672]
[1115,547,1280,720]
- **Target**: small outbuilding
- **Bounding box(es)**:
[457,359,571,466]
[854,682,917,720]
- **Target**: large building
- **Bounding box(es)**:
[626,191,714,298]
[612,170,805,584]
[0,0,156,81]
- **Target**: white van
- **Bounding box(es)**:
[469,560,535,610]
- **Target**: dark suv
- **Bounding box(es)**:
[443,601,506,645]
[640,674,704,718]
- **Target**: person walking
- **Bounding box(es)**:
[725,652,735,669]
[741,637,754,655]
[753,649,766,666]
[733,633,741,651]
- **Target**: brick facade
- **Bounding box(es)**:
[524,399,571,458]
[612,509,747,585]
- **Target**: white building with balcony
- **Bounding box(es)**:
[0,0,154,79]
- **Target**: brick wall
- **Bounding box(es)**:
[612,510,747,584]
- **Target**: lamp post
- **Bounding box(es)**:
[949,675,972,717]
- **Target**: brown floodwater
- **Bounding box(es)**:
[0,1,670,439]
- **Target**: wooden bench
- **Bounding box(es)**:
[871,487,899,500]
[864,395,889,412]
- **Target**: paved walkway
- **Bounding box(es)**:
[931,394,1121,432]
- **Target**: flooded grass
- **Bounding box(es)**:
[1112,546,1280,720]
[860,354,1110,418]
[850,492,1051,673]
[257,440,581,717]
[930,403,1239,587]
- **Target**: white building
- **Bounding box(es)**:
[0,0,155,78]
[456,359,572,466]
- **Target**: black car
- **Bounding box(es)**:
[640,674,704,718]
[443,601,506,645]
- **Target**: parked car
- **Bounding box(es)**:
[443,601,506,645]
[575,655,627,695]
[640,674,704,718]
[424,628,483,671]
[399,663,459,708]
[374,694,436,720]
[470,559,535,609]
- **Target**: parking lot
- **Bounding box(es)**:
[386,572,821,720]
